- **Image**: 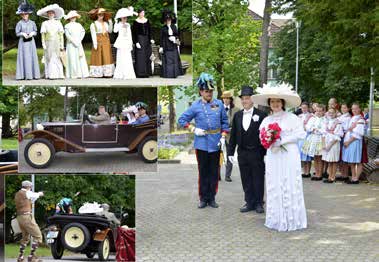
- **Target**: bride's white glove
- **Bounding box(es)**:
[194,128,206,136]
[272,139,281,147]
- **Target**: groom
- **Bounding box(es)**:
[227,86,267,213]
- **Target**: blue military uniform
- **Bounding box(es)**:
[178,73,229,205]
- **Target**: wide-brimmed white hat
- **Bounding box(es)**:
[37,4,64,19]
[252,82,301,108]
[115,7,137,20]
[64,10,81,20]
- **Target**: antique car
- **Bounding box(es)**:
[46,213,120,261]
[23,105,157,169]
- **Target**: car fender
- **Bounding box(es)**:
[128,129,157,151]
[93,228,111,242]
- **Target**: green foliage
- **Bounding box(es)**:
[158,148,179,159]
[192,0,262,98]
[5,175,135,241]
[1,138,18,150]
[0,86,18,116]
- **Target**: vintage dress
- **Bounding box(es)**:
[89,20,114,77]
[113,22,136,79]
[41,19,64,79]
[64,21,89,78]
[321,118,344,162]
[302,116,326,157]
[132,20,153,77]
[15,19,41,80]
[342,115,365,163]
[160,24,183,78]
[298,112,313,161]
[259,111,307,232]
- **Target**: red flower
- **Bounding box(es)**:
[260,122,283,149]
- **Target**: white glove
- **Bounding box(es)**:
[136,43,141,49]
[169,36,176,43]
[88,114,93,119]
[219,136,226,146]
[228,156,235,164]
[159,47,163,54]
[93,44,97,50]
[150,39,155,44]
[272,140,281,147]
[39,192,44,197]
[194,128,206,136]
[22,32,28,38]
[29,31,37,37]
[42,43,47,50]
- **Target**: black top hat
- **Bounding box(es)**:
[239,86,255,98]
[161,9,177,24]
[16,0,35,15]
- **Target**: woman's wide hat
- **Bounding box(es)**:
[16,0,35,15]
[115,7,137,20]
[221,90,233,99]
[251,83,302,108]
[161,9,177,24]
[64,10,81,20]
[88,8,112,21]
[37,4,64,19]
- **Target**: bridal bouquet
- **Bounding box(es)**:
[260,123,286,152]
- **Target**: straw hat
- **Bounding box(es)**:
[64,10,81,20]
[88,8,112,21]
[251,83,301,108]
[115,7,137,20]
[37,4,64,19]
[16,0,35,15]
[221,90,233,99]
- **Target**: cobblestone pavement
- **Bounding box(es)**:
[3,75,192,87]
[19,139,157,174]
[5,254,115,261]
[137,164,379,262]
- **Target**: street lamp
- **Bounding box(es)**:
[295,20,301,93]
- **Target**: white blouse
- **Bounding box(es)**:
[344,115,365,141]
[90,20,113,48]
[305,116,326,135]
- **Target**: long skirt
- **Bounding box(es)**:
[134,35,152,78]
[161,48,183,78]
[114,48,136,80]
[16,38,40,80]
[90,33,114,77]
[44,39,64,79]
[66,43,89,78]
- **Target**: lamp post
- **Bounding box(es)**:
[368,67,375,136]
[295,20,301,93]
[174,0,178,27]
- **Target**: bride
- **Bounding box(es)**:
[253,83,307,232]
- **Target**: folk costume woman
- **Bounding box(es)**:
[37,4,65,79]
[132,8,154,78]
[64,11,89,79]
[88,8,114,77]
[298,102,313,178]
[159,10,183,78]
[113,7,136,79]
[15,0,40,80]
[255,83,307,232]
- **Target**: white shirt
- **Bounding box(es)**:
[243,107,254,131]
[21,188,41,202]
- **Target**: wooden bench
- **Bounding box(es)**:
[363,136,379,182]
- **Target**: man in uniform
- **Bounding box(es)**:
[133,102,150,125]
[227,86,267,214]
[15,180,44,262]
[221,90,240,182]
[55,197,73,214]
[89,105,111,124]
[178,73,229,208]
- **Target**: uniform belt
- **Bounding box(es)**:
[17,212,32,216]
[205,129,221,134]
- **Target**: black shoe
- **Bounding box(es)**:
[255,204,264,213]
[336,176,349,182]
[208,200,219,208]
[198,201,207,208]
[240,204,255,213]
[311,176,323,181]
[225,176,232,182]
[322,172,329,178]
[323,179,335,183]
[302,173,311,178]
[345,179,359,184]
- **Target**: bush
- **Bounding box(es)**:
[158,148,180,160]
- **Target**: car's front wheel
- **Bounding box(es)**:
[98,236,110,261]
[51,238,64,259]
[138,136,157,163]
[61,223,90,252]
[24,138,55,169]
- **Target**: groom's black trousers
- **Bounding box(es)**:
[237,148,265,207]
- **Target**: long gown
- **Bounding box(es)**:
[15,19,41,80]
[132,19,153,77]
[160,24,183,78]
[113,22,136,79]
[64,21,89,78]
[41,19,65,79]
[259,111,307,232]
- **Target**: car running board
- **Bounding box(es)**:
[85,147,130,152]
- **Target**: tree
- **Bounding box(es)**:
[259,0,272,87]
[0,86,18,137]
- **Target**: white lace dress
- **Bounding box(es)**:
[260,111,307,232]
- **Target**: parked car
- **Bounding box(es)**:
[23,105,157,169]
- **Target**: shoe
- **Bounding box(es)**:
[255,204,264,213]
[208,200,219,208]
[27,255,42,262]
[17,257,24,262]
[302,173,311,178]
[240,204,255,213]
[345,179,359,184]
[225,177,232,182]
[198,201,207,208]
[336,176,349,181]
[311,176,323,181]
[323,179,335,183]
[322,172,329,178]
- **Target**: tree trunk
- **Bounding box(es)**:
[259,0,272,87]
[1,114,13,138]
[168,87,176,133]
[216,63,224,99]
[63,87,68,121]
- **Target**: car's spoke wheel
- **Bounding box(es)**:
[98,236,110,261]
[61,223,90,252]
[138,137,157,163]
[24,138,55,169]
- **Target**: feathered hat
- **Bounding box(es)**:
[196,73,215,90]
[161,9,176,24]
[16,0,34,15]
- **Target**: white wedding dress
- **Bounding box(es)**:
[113,22,136,79]
[259,111,307,231]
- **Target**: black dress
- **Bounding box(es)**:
[160,24,183,78]
[132,20,152,78]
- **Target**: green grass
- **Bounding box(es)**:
[1,137,18,150]
[180,53,192,74]
[6,243,54,258]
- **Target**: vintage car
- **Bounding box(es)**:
[46,213,122,261]
[23,105,157,169]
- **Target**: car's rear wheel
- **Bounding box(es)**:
[85,251,96,258]
[51,238,64,259]
[98,236,110,261]
[138,136,157,163]
[24,138,55,169]
[61,223,90,252]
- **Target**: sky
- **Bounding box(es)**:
[249,0,293,19]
